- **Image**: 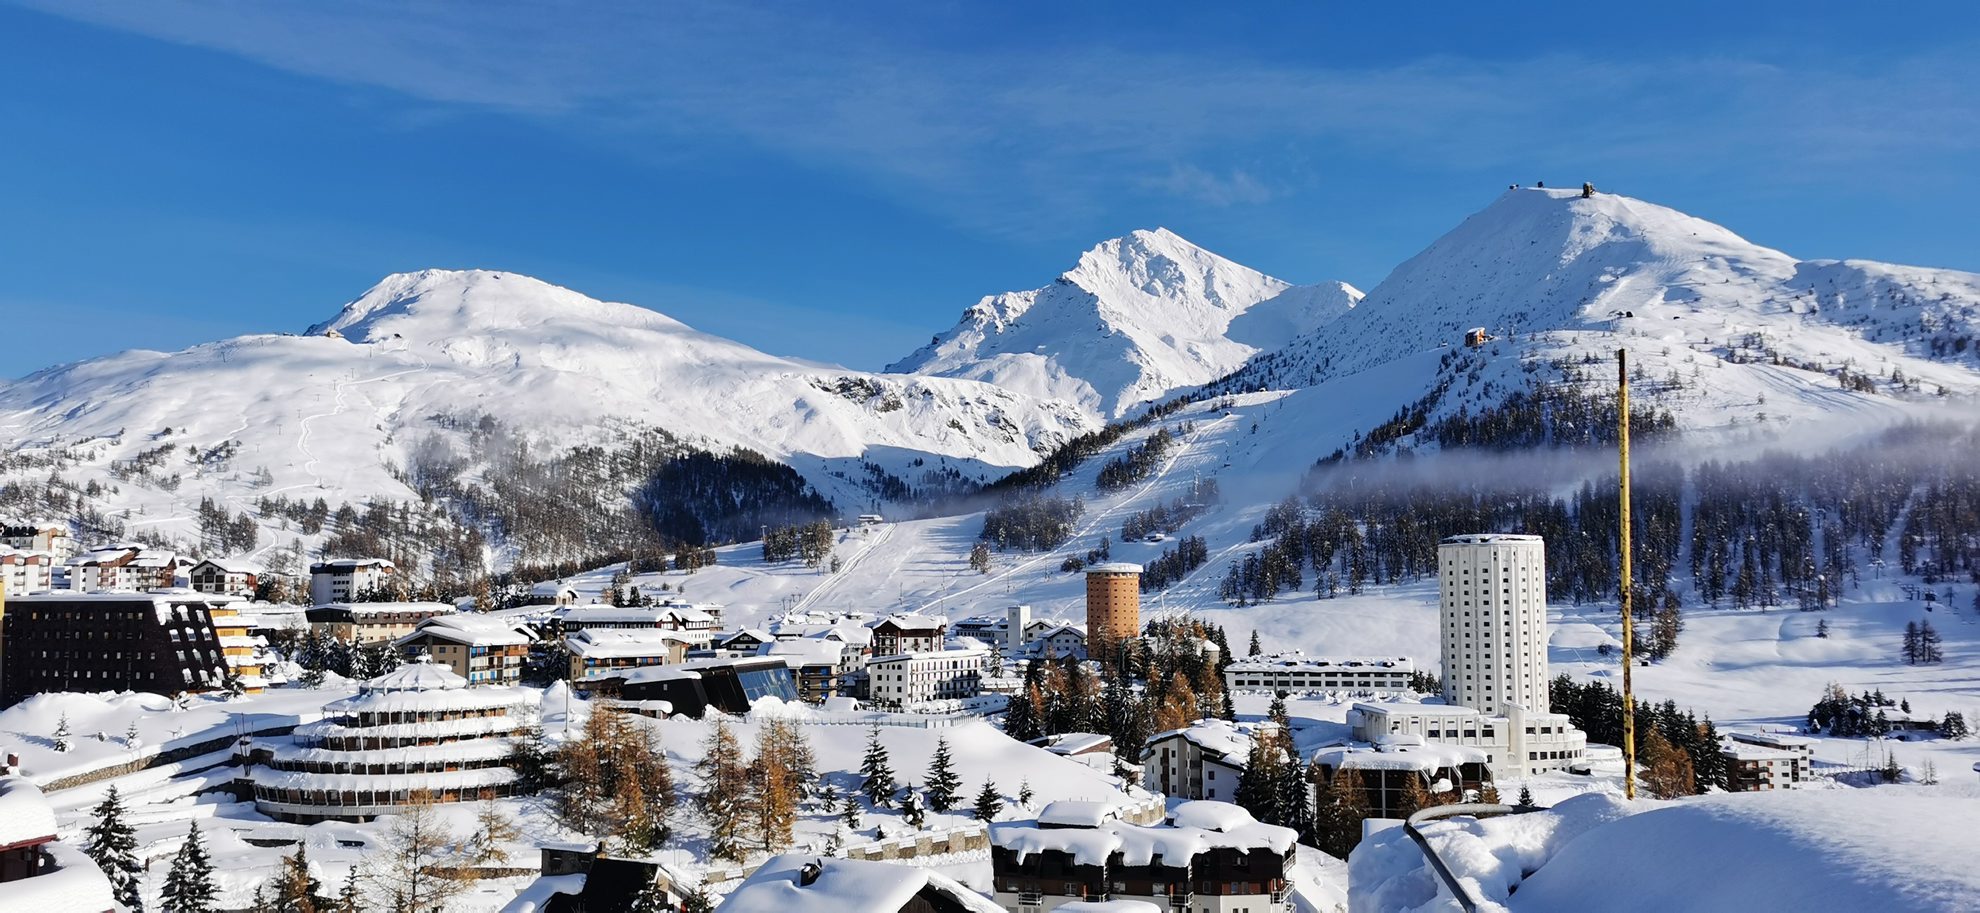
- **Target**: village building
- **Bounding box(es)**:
[1083,563,1142,645]
[710,628,774,657]
[188,557,260,598]
[0,523,75,562]
[243,658,534,822]
[1022,623,1089,660]
[64,544,178,593]
[307,557,396,605]
[0,592,241,705]
[719,853,1002,913]
[1225,654,1416,696]
[306,601,455,645]
[1720,732,1814,791]
[1031,732,1116,770]
[566,627,712,683]
[761,636,851,702]
[1309,740,1493,818]
[1348,535,1586,779]
[396,614,536,686]
[0,546,54,595]
[866,644,989,709]
[558,602,717,633]
[609,657,799,717]
[1139,718,1251,803]
[989,800,1296,913]
[871,613,947,656]
[0,773,116,910]
[529,581,581,606]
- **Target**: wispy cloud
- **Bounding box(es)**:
[19,1,1980,237]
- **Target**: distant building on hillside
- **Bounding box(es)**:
[0,547,54,596]
[871,614,946,656]
[989,800,1296,913]
[0,523,74,562]
[0,592,241,705]
[396,614,536,686]
[560,602,716,633]
[1225,654,1416,696]
[1083,563,1142,645]
[64,544,177,593]
[308,557,396,605]
[761,636,852,702]
[566,628,712,683]
[189,557,260,598]
[306,601,454,645]
[1721,731,1814,791]
[1310,740,1493,817]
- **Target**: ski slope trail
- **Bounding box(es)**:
[786,521,896,615]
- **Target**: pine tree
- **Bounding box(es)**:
[1942,711,1970,740]
[1903,620,1921,664]
[839,791,863,830]
[973,778,1002,821]
[53,712,71,753]
[269,843,327,913]
[1247,629,1262,656]
[752,722,799,852]
[1638,729,1696,799]
[926,736,962,812]
[335,866,362,913]
[859,725,897,807]
[84,786,142,911]
[698,719,755,862]
[628,878,672,913]
[1515,785,1537,809]
[1017,778,1035,808]
[374,794,460,912]
[1918,621,1944,664]
[901,783,927,830]
[161,821,218,913]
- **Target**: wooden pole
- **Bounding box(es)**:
[1618,348,1636,800]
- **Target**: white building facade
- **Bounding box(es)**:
[866,646,988,708]
[1225,655,1415,696]
[309,558,395,605]
[1439,534,1550,714]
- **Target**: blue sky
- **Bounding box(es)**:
[5,1,1979,379]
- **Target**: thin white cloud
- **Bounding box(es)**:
[16,1,1980,237]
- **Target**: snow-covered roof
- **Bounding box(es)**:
[1726,730,1815,750]
[1142,718,1253,762]
[566,628,711,657]
[1311,741,1488,772]
[191,556,261,574]
[1353,700,1483,719]
[872,613,946,633]
[1039,732,1112,756]
[719,628,774,645]
[1440,533,1542,544]
[363,657,467,692]
[762,638,846,665]
[2,839,118,913]
[1038,800,1121,828]
[561,604,710,626]
[992,801,1296,867]
[1084,562,1144,574]
[251,765,518,795]
[312,557,395,570]
[398,613,534,647]
[1227,653,1414,673]
[868,644,989,665]
[718,854,1002,913]
[1719,741,1803,762]
[0,775,59,849]
[318,601,455,618]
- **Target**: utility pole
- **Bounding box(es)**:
[1618,348,1636,800]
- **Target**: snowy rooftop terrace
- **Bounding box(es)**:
[719,853,1001,913]
[992,800,1296,867]
[1227,653,1415,673]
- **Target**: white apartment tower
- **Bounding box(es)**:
[1439,534,1549,714]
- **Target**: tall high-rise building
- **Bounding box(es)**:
[1438,534,1549,713]
[1084,562,1143,644]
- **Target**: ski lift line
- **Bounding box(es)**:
[914,411,1237,614]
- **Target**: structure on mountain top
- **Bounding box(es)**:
[1463,327,1492,348]
[1582,182,1596,198]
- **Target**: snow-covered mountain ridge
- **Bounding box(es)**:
[1219,187,1980,436]
[889,228,1361,419]
[0,270,1095,556]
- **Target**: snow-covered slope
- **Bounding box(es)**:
[0,270,1093,545]
[890,228,1361,419]
[1227,188,1980,431]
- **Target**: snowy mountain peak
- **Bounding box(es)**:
[306,269,689,343]
[892,229,1362,418]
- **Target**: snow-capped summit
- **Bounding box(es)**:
[1229,187,1980,422]
[890,228,1361,419]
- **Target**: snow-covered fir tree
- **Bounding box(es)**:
[84,786,142,911]
[161,821,217,913]
[925,736,962,811]
[859,725,897,806]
